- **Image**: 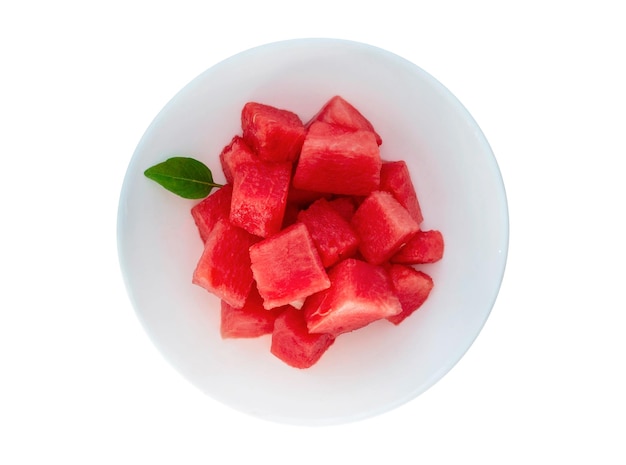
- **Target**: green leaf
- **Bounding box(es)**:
[144,157,223,199]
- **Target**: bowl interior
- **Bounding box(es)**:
[117,38,508,425]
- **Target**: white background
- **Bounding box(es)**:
[1,1,625,463]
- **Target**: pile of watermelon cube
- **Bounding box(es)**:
[190,96,444,369]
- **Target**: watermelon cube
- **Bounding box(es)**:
[241,102,306,163]
[305,258,401,336]
[270,306,335,369]
[190,183,233,243]
[219,136,257,184]
[249,222,331,309]
[229,158,292,238]
[385,264,434,325]
[192,218,260,309]
[297,198,360,268]
[380,160,424,224]
[351,191,420,265]
[391,229,445,264]
[292,121,381,196]
[220,285,286,338]
[306,95,382,145]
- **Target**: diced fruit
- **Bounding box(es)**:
[249,223,331,309]
[351,190,420,265]
[229,158,291,238]
[148,95,445,369]
[219,136,257,184]
[191,183,233,243]
[270,306,335,369]
[306,95,382,145]
[297,198,360,268]
[192,218,260,309]
[380,160,424,224]
[304,258,402,336]
[220,285,286,338]
[293,121,381,196]
[241,102,306,163]
[385,264,434,325]
[391,229,445,264]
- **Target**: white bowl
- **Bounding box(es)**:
[117,38,509,425]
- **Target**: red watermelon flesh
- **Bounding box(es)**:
[306,95,382,145]
[283,187,333,229]
[249,222,331,309]
[192,218,260,309]
[281,202,300,229]
[292,121,381,196]
[380,160,424,224]
[270,306,335,369]
[305,258,402,336]
[385,264,434,325]
[190,183,233,243]
[241,102,306,163]
[391,229,445,265]
[286,185,332,208]
[219,135,257,184]
[351,190,420,265]
[327,196,357,222]
[220,285,286,338]
[179,96,445,368]
[229,158,291,238]
[297,198,360,268]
